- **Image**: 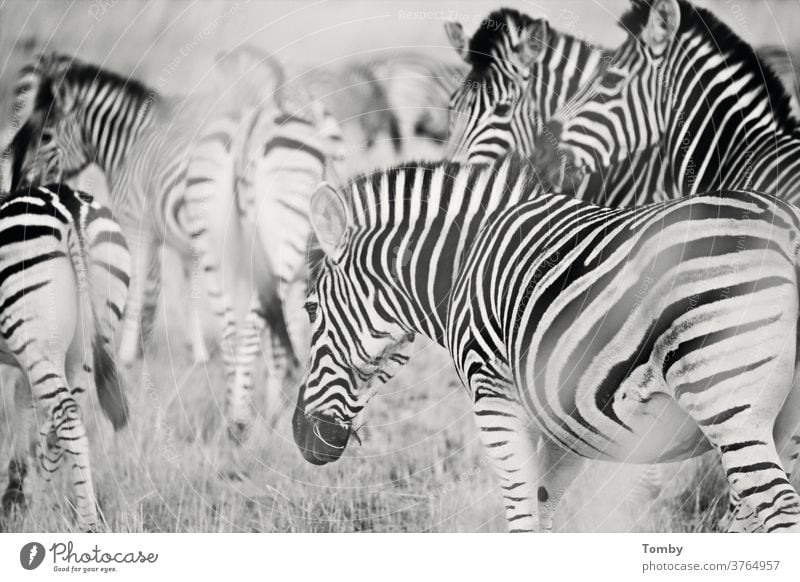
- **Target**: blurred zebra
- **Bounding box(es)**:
[298,62,396,154]
[0,182,130,530]
[346,51,468,149]
[294,153,800,533]
[8,52,282,366]
[298,51,467,156]
[185,63,347,438]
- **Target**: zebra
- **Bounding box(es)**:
[296,50,467,157]
[445,7,674,207]
[546,0,800,201]
[531,0,800,530]
[293,153,800,533]
[0,182,130,530]
[184,64,347,439]
[445,7,800,206]
[445,8,603,165]
[8,52,282,367]
[344,51,469,148]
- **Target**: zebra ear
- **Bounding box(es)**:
[445,21,470,62]
[642,0,680,54]
[516,19,549,68]
[47,78,74,112]
[310,182,348,257]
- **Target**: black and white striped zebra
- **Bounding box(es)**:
[445,7,800,205]
[444,8,674,207]
[293,153,800,533]
[542,0,800,529]
[445,9,603,165]
[446,3,800,528]
[547,0,800,201]
[184,70,346,439]
[8,52,280,367]
[0,182,130,530]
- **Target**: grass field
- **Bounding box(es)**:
[1,0,797,533]
[0,274,733,533]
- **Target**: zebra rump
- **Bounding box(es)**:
[52,182,131,430]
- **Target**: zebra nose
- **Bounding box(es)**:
[309,414,350,465]
[293,407,351,465]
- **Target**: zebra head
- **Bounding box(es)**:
[544,0,680,188]
[293,182,413,465]
[9,54,94,191]
[212,44,287,111]
[444,9,547,164]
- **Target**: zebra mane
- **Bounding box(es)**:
[32,52,153,109]
[465,8,537,78]
[306,152,541,285]
[345,152,541,226]
[619,0,798,131]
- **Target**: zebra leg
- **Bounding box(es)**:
[30,359,98,529]
[727,374,800,533]
[63,349,101,530]
[138,235,163,357]
[182,255,209,364]
[471,382,540,532]
[680,393,800,530]
[538,437,587,532]
[2,368,33,515]
[262,328,296,425]
[118,229,145,365]
[227,298,268,441]
[191,225,238,378]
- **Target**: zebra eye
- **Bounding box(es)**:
[40,129,55,145]
[304,301,318,323]
[494,101,513,116]
[599,68,626,90]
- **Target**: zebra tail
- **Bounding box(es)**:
[387,111,403,154]
[61,185,131,430]
[86,207,130,431]
[93,332,129,431]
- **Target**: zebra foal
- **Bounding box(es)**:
[293,154,800,533]
[0,183,130,530]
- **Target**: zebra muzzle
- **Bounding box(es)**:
[293,410,351,465]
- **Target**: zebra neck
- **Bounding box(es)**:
[661,33,799,197]
[347,157,540,346]
[77,80,156,181]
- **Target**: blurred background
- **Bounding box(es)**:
[2,0,799,138]
[0,0,798,533]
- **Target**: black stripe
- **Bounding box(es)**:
[697,404,751,427]
[264,137,326,166]
[0,280,50,312]
[720,440,767,454]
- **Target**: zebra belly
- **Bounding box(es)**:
[537,380,711,463]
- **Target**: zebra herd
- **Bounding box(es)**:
[2,0,800,532]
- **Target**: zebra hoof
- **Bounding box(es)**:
[1,488,26,514]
